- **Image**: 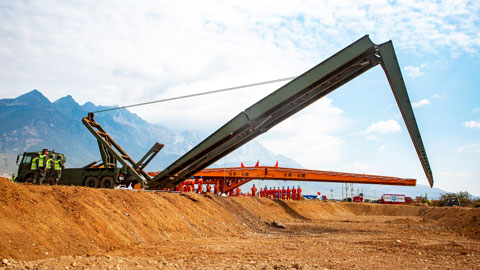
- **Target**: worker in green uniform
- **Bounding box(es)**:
[9,173,16,183]
[46,154,54,185]
[37,149,49,185]
[31,153,39,184]
[53,155,64,185]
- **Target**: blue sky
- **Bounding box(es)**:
[0,0,479,194]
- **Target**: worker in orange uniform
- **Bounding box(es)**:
[251,184,257,197]
[214,184,219,195]
[275,187,279,199]
[206,184,211,194]
[292,186,297,200]
[228,189,234,196]
[286,186,291,200]
[259,188,264,197]
[296,186,302,200]
[236,187,241,196]
[263,186,268,197]
[189,179,195,192]
[197,177,203,194]
[272,187,277,200]
[280,186,285,200]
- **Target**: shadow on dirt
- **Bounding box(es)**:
[273,200,310,220]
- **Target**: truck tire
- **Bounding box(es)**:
[84,176,100,188]
[100,177,115,189]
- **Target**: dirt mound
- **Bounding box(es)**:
[1,178,480,262]
[344,202,480,240]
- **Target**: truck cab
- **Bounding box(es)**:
[15,150,66,183]
[446,197,461,207]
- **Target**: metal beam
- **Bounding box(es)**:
[377,41,434,187]
[148,35,434,189]
[82,113,152,185]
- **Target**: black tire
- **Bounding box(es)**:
[84,176,100,188]
[100,177,115,189]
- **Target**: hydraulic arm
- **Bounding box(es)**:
[148,35,434,189]
[82,113,164,186]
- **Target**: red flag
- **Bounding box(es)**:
[241,162,245,168]
[255,160,259,167]
[317,192,321,195]
[274,161,278,167]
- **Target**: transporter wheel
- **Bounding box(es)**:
[84,176,100,188]
[100,176,115,189]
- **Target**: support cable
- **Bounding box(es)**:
[91,76,297,113]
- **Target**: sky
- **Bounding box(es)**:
[1,0,479,194]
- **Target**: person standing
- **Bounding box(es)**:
[236,187,241,196]
[197,177,203,194]
[297,186,302,200]
[292,186,297,201]
[53,155,64,185]
[37,149,49,185]
[30,153,39,184]
[281,186,286,200]
[251,184,257,197]
[286,186,291,200]
[45,154,53,185]
[272,187,277,200]
[206,184,211,194]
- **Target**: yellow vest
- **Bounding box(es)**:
[54,160,62,171]
[31,157,38,170]
[46,159,52,169]
[38,154,46,167]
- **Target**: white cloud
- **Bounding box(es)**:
[1,0,480,113]
[404,66,424,78]
[432,93,446,99]
[457,143,480,153]
[473,107,480,113]
[258,97,349,168]
[412,99,431,108]
[364,119,401,135]
[464,120,480,129]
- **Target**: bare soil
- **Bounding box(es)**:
[1,178,479,269]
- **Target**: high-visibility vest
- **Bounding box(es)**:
[54,160,62,171]
[31,157,38,170]
[46,159,52,169]
[38,154,46,167]
[9,176,15,183]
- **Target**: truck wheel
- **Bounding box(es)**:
[100,177,115,189]
[84,176,100,188]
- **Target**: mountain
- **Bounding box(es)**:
[0,90,300,173]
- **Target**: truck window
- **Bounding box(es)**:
[22,156,32,164]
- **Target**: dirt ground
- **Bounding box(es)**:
[1,178,479,269]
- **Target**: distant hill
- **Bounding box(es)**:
[0,90,300,173]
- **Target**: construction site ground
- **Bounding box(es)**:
[1,178,479,269]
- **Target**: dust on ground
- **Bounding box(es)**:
[1,178,479,269]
